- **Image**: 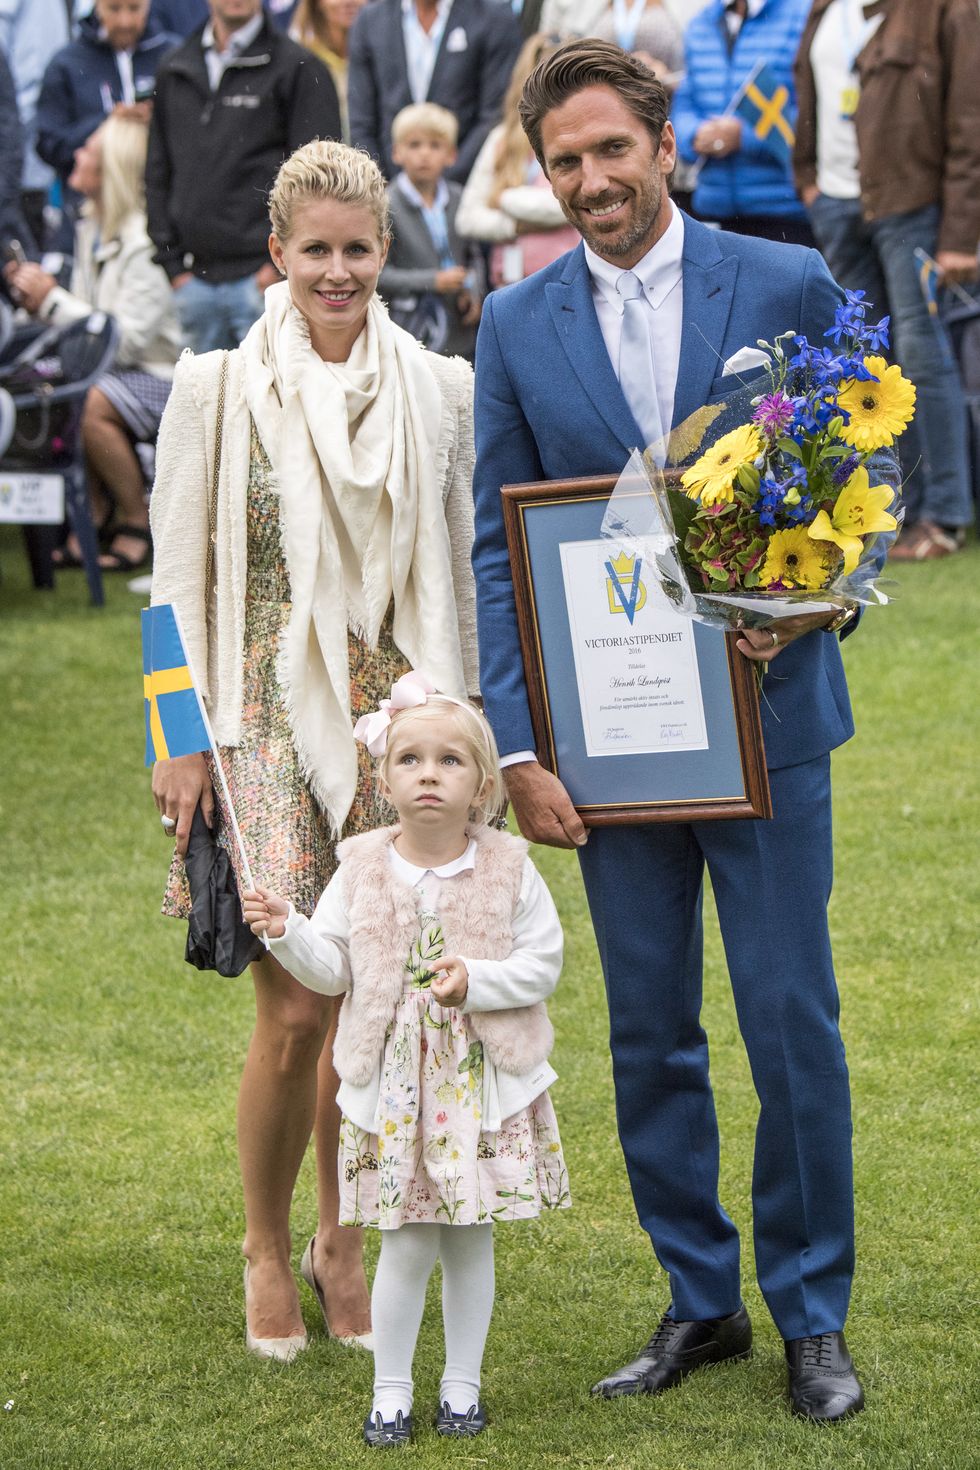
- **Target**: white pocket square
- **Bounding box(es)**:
[722,346,770,377]
[446,26,468,51]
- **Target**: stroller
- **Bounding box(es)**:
[0,307,119,606]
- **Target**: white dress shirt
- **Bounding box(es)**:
[500,203,686,768]
[402,0,453,103]
[810,0,884,200]
[202,12,265,92]
[269,839,563,1131]
[114,47,136,105]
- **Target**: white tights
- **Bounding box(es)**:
[370,1223,495,1420]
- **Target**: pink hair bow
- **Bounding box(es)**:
[352,670,437,757]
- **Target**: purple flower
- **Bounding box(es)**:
[832,453,860,487]
[752,391,796,438]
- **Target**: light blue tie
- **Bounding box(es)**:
[617,270,665,454]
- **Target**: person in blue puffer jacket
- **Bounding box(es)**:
[671,0,812,243]
[36,0,178,184]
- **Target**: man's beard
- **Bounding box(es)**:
[562,180,663,260]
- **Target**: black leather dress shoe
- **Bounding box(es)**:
[785,1331,865,1422]
[435,1401,487,1437]
[362,1409,412,1447]
[591,1306,752,1398]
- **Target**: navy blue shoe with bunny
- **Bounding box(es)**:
[362,1409,412,1447]
[435,1401,487,1437]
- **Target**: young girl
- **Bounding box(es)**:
[243,672,569,1446]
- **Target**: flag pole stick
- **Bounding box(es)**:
[913,246,976,309]
[687,58,764,185]
[168,606,267,946]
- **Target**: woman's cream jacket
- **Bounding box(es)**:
[149,344,479,751]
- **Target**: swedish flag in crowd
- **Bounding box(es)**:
[142,604,210,765]
[915,248,942,317]
[734,62,795,166]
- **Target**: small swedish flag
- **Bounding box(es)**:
[141,604,210,765]
[915,247,941,317]
[734,62,795,166]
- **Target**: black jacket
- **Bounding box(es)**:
[37,11,178,178]
[0,48,37,255]
[145,15,341,282]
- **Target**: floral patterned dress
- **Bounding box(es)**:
[338,902,570,1230]
[163,424,410,922]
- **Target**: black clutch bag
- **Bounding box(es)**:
[183,805,263,978]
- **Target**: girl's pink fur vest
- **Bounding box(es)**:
[331,824,555,1086]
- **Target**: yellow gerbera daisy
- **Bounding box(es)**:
[681,425,763,505]
[759,527,832,590]
[837,356,916,451]
[807,465,898,574]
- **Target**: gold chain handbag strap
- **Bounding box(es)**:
[204,351,228,599]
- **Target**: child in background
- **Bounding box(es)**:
[243,673,569,1447]
[379,103,484,360]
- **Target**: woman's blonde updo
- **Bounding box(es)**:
[268,138,391,243]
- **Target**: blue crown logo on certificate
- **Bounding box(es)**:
[605,549,647,623]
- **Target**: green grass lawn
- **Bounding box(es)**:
[1,525,977,1469]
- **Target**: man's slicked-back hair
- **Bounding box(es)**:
[518,38,670,168]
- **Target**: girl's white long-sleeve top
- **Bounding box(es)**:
[269,842,564,1133]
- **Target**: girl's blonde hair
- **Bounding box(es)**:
[93,114,149,241]
[268,138,391,243]
[378,698,505,826]
[489,33,561,208]
[391,101,459,148]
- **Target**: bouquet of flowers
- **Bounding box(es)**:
[602,292,915,631]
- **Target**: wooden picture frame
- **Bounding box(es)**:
[501,473,772,825]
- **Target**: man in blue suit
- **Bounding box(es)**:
[472,39,888,1423]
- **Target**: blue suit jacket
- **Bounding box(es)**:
[473,213,890,773]
[347,0,521,183]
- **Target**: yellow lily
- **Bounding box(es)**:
[808,465,897,574]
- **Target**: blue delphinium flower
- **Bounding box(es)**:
[790,392,838,435]
[785,493,815,526]
[862,315,891,353]
[754,475,784,526]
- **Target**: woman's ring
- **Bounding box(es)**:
[713,138,724,151]
[769,629,779,648]
[161,814,177,833]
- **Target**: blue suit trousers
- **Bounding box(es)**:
[577,754,854,1340]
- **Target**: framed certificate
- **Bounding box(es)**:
[502,475,772,824]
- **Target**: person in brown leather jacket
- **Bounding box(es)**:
[794,0,980,559]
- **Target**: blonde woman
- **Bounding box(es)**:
[290,0,367,140]
[456,34,579,285]
[149,140,478,1362]
[5,114,180,572]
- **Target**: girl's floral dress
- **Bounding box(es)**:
[338,906,570,1229]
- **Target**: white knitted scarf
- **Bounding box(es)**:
[240,282,467,832]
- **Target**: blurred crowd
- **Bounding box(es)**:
[1,0,977,573]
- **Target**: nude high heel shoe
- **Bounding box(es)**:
[300,1237,374,1351]
[243,1264,309,1362]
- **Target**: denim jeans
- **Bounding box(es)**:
[808,195,973,528]
[174,272,265,355]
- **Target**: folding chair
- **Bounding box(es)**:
[0,310,119,607]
